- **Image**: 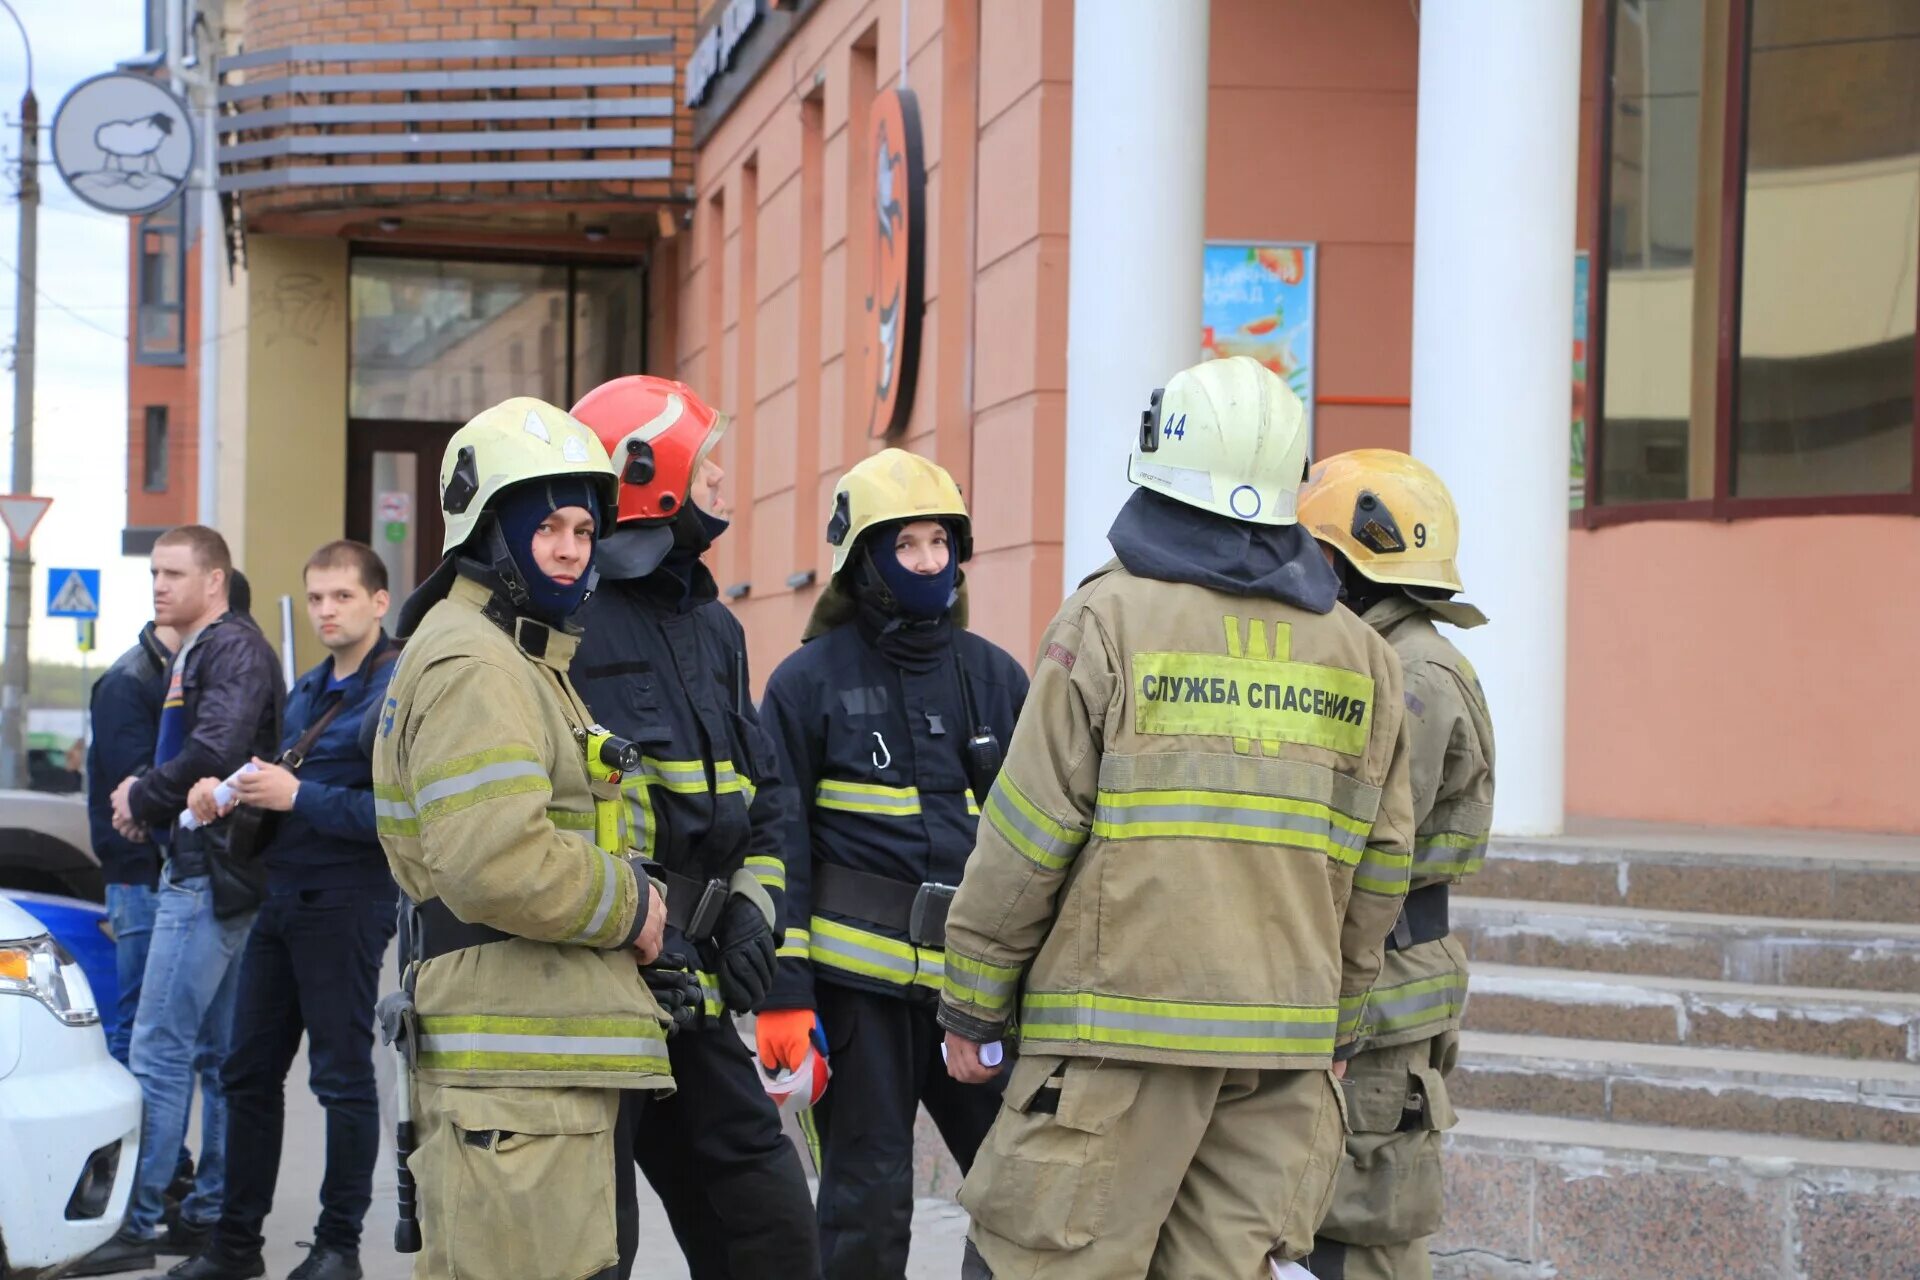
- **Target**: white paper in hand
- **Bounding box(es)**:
[938,1040,1005,1066]
[178,762,258,831]
[1270,1262,1317,1280]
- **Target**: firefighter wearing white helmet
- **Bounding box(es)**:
[940,356,1416,1279]
[758,448,1030,1277]
[373,397,675,1280]
[1298,450,1495,1280]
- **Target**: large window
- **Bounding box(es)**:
[1590,0,1920,517]
[142,406,168,492]
[349,257,643,422]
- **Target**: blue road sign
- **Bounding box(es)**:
[47,568,101,619]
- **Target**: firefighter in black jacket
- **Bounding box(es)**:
[570,376,820,1280]
[758,449,1030,1279]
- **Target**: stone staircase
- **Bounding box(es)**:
[1433,823,1920,1280]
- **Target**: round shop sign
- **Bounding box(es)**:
[51,72,196,216]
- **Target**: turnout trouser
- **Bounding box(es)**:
[812,982,1005,1280]
[963,1056,1346,1280]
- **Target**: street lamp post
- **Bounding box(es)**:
[1,0,36,792]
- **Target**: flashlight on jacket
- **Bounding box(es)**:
[585,726,643,783]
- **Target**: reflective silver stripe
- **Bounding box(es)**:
[1093,798,1344,847]
[374,795,416,820]
[985,785,1085,869]
[1020,1000,1333,1046]
[810,929,918,980]
[1361,975,1466,1034]
[1098,750,1383,827]
[816,781,922,813]
[416,1031,668,1057]
[948,964,1019,999]
[578,849,623,942]
[412,758,548,809]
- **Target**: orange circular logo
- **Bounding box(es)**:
[864,87,925,439]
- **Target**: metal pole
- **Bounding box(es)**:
[192,11,220,527]
[2,88,39,791]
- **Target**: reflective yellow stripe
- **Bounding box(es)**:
[1338,991,1370,1041]
[1413,831,1488,880]
[560,846,630,946]
[983,777,1087,871]
[1131,652,1375,756]
[620,774,658,860]
[546,808,596,831]
[943,950,1022,1014]
[1091,787,1370,865]
[635,757,709,795]
[777,927,811,960]
[713,760,757,803]
[808,916,944,990]
[414,1014,669,1075]
[1352,841,1413,897]
[697,970,727,1019]
[1020,991,1339,1057]
[965,789,980,817]
[744,855,786,893]
[816,779,923,816]
[375,785,418,837]
[1355,971,1467,1041]
[411,745,549,824]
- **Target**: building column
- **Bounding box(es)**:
[1061,0,1209,591]
[1409,2,1583,835]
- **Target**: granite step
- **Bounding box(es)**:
[1463,963,1920,1063]
[1435,1111,1920,1280]
[1451,1031,1920,1145]
[1473,821,1920,924]
[1452,896,1920,992]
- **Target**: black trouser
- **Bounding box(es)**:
[216,885,396,1257]
[614,1014,820,1280]
[813,982,1006,1280]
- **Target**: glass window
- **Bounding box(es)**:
[142,406,168,492]
[573,266,644,400]
[135,200,185,367]
[349,259,568,421]
[1600,0,1707,503]
[1733,1,1918,498]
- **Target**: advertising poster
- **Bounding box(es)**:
[1571,251,1589,510]
[1203,242,1317,443]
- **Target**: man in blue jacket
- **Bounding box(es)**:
[86,619,177,1061]
[169,541,399,1280]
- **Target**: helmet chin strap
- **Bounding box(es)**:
[480,517,533,607]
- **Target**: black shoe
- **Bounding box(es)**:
[64,1229,157,1277]
[155,1217,213,1255]
[287,1244,363,1280]
[168,1251,266,1280]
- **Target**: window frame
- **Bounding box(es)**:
[134,199,187,368]
[1582,0,1920,527]
[142,405,169,493]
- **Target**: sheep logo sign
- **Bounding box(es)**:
[51,72,195,216]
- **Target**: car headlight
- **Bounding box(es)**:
[0,934,100,1026]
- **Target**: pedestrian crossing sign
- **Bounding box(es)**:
[47,568,101,619]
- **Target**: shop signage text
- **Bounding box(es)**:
[685,0,766,108]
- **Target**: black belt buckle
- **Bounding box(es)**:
[686,878,729,942]
[909,882,957,947]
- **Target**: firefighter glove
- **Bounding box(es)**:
[715,893,777,1013]
[642,965,704,1037]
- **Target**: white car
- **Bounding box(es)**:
[0,896,142,1278]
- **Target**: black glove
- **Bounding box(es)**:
[714,894,776,1014]
[642,965,704,1038]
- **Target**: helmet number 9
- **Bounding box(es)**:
[1413,522,1427,548]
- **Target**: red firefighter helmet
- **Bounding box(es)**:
[570,376,730,579]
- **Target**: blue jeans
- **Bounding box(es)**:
[105,883,159,1064]
[125,869,255,1237]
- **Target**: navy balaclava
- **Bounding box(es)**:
[491,477,602,626]
[866,519,958,620]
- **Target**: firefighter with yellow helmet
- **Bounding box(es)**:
[940,356,1416,1278]
[1298,450,1495,1280]
[373,398,674,1280]
[756,448,1030,1278]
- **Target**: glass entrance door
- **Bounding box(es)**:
[346,420,459,600]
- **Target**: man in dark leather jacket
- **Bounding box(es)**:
[571,376,820,1280]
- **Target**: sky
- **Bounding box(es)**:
[1,0,151,665]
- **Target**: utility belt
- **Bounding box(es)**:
[415,896,516,962]
[656,868,730,943]
[1384,882,1449,952]
[813,863,956,948]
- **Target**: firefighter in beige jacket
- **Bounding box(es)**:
[1299,451,1496,1280]
[374,398,672,1280]
[940,357,1416,1279]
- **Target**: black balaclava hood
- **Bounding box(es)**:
[848,521,958,673]
[488,476,602,627]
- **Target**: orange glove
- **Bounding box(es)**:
[756,1008,820,1073]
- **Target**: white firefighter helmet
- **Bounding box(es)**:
[1126,355,1309,526]
[437,397,618,554]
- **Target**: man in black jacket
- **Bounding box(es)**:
[77,526,285,1278]
[86,619,177,1063]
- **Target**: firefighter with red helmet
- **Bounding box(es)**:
[569,376,820,1280]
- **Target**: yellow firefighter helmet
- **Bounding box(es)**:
[824,448,971,577]
[437,398,618,555]
[1127,355,1309,526]
[1298,448,1464,592]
